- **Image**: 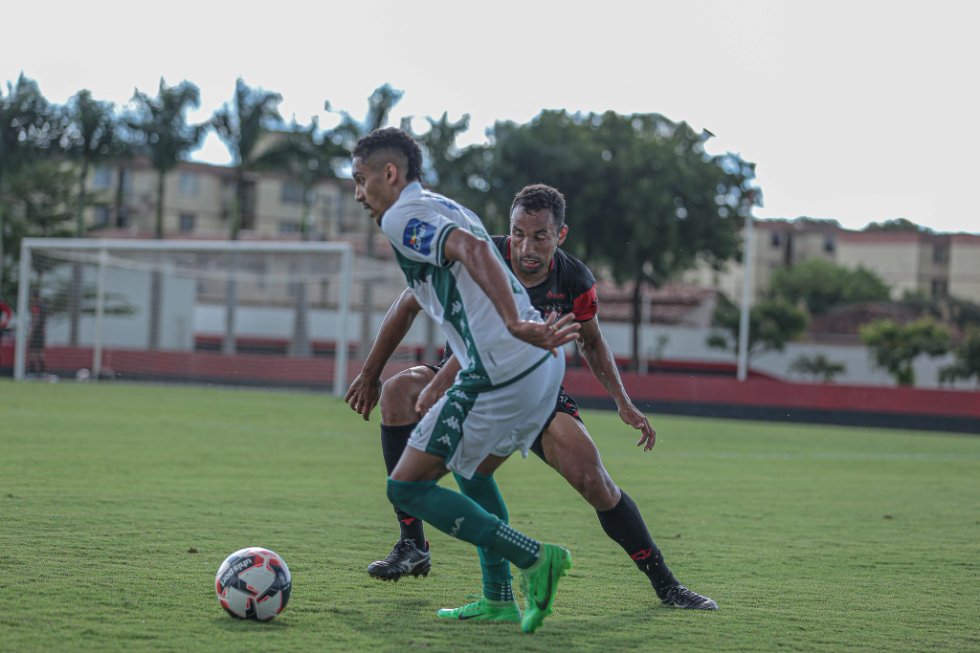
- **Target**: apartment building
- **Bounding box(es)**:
[682,218,839,302]
[83,158,364,241]
[683,218,980,306]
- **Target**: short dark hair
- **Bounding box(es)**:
[352,127,423,182]
[510,184,566,230]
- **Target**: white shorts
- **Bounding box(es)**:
[408,352,565,479]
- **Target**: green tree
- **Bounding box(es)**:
[127,79,206,349]
[489,110,754,367]
[864,217,930,232]
[61,89,119,345]
[859,317,951,386]
[413,112,490,213]
[127,79,207,238]
[330,83,403,148]
[326,84,405,360]
[211,78,283,355]
[0,74,61,298]
[707,294,809,362]
[789,353,846,383]
[5,160,79,291]
[211,78,283,240]
[256,117,345,240]
[61,89,117,237]
[254,117,346,356]
[939,326,980,385]
[769,259,891,315]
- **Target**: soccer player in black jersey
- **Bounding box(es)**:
[346,184,717,616]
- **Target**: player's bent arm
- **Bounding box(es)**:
[361,287,423,378]
[345,288,422,420]
[442,229,580,350]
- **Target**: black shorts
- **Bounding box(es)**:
[530,386,582,461]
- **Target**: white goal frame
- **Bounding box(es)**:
[14,238,354,395]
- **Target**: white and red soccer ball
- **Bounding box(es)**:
[215,547,292,621]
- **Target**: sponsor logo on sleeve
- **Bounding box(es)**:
[403,218,436,256]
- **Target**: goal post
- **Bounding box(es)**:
[14,238,354,395]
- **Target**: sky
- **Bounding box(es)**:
[3,0,978,234]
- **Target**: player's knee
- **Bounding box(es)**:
[380,372,422,423]
[572,468,619,510]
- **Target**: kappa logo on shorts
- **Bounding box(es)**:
[403,218,436,255]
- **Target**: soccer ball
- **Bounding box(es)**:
[215,547,292,621]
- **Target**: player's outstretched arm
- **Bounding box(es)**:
[578,317,656,450]
[345,288,422,421]
[443,229,580,352]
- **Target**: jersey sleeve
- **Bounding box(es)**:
[381,201,458,267]
[572,284,598,322]
[561,251,598,322]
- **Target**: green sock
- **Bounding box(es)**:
[387,478,541,571]
[455,472,513,602]
[490,522,540,570]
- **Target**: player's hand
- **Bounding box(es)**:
[345,372,381,421]
[415,376,452,417]
[508,311,580,354]
[620,403,656,451]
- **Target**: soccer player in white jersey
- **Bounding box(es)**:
[350,127,579,633]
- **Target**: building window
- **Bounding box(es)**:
[279,221,301,235]
[933,244,948,263]
[770,232,781,247]
[92,166,112,189]
[179,171,199,196]
[824,235,836,253]
[93,206,111,228]
[281,181,305,204]
[179,213,196,233]
[931,279,948,299]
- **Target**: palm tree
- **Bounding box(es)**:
[257,117,346,356]
[0,74,58,297]
[61,89,118,345]
[128,79,207,239]
[127,79,207,349]
[211,78,284,354]
[211,78,284,240]
[327,84,404,360]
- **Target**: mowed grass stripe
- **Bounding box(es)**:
[1,380,978,653]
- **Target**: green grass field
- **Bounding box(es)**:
[1,379,978,652]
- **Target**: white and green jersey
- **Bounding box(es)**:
[380,182,549,389]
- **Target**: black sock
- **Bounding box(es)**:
[596,491,678,596]
[380,423,426,548]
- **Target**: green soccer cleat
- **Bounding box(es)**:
[519,543,572,634]
[436,597,521,623]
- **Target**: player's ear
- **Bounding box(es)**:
[384,162,397,183]
[557,224,569,246]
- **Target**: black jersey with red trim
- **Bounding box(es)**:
[493,235,598,322]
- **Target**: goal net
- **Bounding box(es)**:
[13,238,354,394]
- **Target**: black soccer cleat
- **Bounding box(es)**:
[660,584,719,610]
[366,539,431,581]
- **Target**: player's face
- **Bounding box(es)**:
[509,207,568,280]
[352,156,397,224]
